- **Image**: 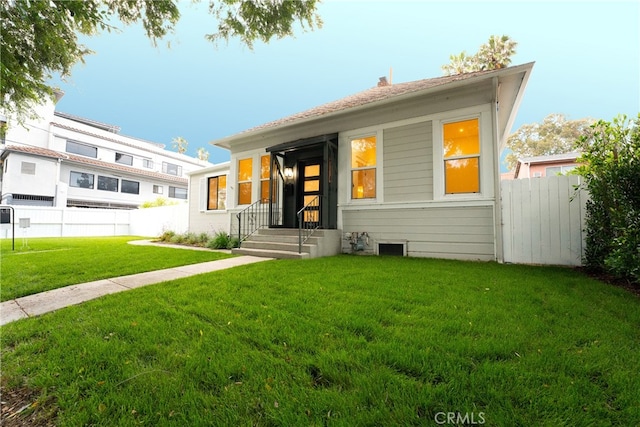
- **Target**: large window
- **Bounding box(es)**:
[260,155,270,202]
[237,158,252,205]
[351,136,376,199]
[97,176,118,192]
[443,118,480,194]
[207,175,227,210]
[66,140,97,158]
[169,186,187,199]
[121,179,140,194]
[162,162,182,176]
[70,171,94,189]
[115,152,133,166]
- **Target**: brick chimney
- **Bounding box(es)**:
[377,76,389,87]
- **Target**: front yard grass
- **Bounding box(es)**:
[1,255,639,426]
[0,236,232,301]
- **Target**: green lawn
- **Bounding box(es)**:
[1,255,639,426]
[0,237,232,301]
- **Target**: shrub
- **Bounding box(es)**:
[198,233,210,246]
[207,231,231,249]
[169,234,184,244]
[159,230,175,242]
[576,114,640,283]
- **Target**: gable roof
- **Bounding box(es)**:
[213,62,534,149]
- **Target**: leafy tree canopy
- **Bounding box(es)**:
[0,0,321,122]
[504,113,594,171]
[442,35,517,75]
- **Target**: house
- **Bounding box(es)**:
[189,62,534,260]
[0,93,211,209]
[513,152,580,179]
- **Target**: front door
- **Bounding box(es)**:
[298,159,321,227]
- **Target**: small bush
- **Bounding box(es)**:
[198,233,210,245]
[159,230,175,242]
[207,231,231,249]
[228,237,240,249]
[169,234,184,244]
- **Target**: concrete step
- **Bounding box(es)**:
[240,240,316,255]
[247,234,320,245]
[255,228,332,237]
[232,247,309,259]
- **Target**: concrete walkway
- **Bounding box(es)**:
[1,249,272,326]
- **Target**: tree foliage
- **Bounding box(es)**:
[505,114,594,170]
[0,0,321,122]
[575,114,640,283]
[442,35,517,75]
[197,147,210,161]
[171,136,188,154]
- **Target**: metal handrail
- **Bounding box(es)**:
[236,200,268,245]
[297,196,320,253]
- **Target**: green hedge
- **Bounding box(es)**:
[576,114,640,283]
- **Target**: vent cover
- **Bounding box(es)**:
[378,242,406,256]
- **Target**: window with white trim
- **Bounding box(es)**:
[442,118,480,194]
[207,175,227,210]
[350,135,376,199]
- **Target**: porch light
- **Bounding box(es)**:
[284,167,294,180]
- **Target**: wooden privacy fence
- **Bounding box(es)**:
[501,175,588,266]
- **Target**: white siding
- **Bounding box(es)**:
[501,175,587,266]
[383,121,433,202]
[342,205,495,260]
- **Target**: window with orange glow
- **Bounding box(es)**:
[351,136,376,199]
[207,175,227,210]
[238,158,252,204]
[260,155,270,202]
[443,119,480,194]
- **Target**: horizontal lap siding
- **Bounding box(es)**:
[343,205,495,260]
[383,121,433,202]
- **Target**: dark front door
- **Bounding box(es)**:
[266,133,338,229]
[298,159,321,227]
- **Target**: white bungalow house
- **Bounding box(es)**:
[188,62,534,260]
[1,93,211,210]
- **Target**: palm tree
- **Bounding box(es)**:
[476,35,518,70]
[197,147,210,161]
[171,136,188,154]
[442,35,517,75]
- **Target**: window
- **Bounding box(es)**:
[97,176,118,192]
[66,140,97,158]
[121,179,140,194]
[443,118,480,194]
[162,162,182,176]
[21,162,36,175]
[153,185,163,194]
[70,171,94,189]
[260,155,271,202]
[351,136,376,199]
[207,175,227,210]
[143,159,154,169]
[546,165,575,176]
[169,186,187,199]
[115,152,133,166]
[237,158,252,205]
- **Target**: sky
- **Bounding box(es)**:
[51,1,640,166]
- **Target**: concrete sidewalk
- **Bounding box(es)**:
[1,255,272,326]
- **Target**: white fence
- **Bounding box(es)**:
[0,204,189,239]
[501,175,588,266]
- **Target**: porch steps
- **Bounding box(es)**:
[232,228,342,259]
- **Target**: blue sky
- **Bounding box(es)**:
[52,1,640,165]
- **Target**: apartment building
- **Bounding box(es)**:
[0,94,210,209]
